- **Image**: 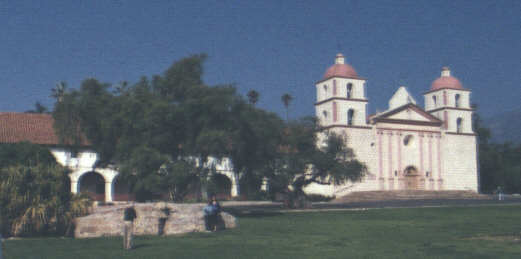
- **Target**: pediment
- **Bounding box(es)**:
[371,104,443,126]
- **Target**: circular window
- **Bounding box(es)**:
[403,135,414,146]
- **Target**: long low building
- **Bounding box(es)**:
[0,112,240,202]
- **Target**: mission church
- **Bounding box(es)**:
[305,53,478,197]
[0,53,478,202]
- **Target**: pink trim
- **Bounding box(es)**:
[397,133,402,174]
[376,127,441,134]
[437,135,442,187]
[333,80,337,96]
[378,131,383,179]
[333,102,337,122]
[419,133,424,175]
[443,111,448,129]
[388,132,393,178]
[428,134,433,178]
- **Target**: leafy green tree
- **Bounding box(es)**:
[0,143,91,237]
[473,106,521,194]
[51,54,366,204]
[266,117,366,207]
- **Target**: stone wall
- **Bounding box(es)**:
[75,203,237,238]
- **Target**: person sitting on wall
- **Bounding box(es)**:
[203,196,221,231]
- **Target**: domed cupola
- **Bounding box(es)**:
[430,67,463,91]
[323,53,359,80]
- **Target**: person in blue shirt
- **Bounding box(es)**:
[203,196,221,231]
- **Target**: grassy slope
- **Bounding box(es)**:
[5,205,521,259]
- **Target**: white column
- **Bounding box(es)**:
[71,180,78,194]
[261,177,269,192]
[230,173,240,197]
[105,181,113,202]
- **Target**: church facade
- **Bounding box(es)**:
[305,54,479,197]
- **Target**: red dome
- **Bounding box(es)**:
[323,64,358,79]
[430,67,463,91]
[322,53,359,80]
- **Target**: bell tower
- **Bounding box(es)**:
[315,54,368,128]
[424,67,473,134]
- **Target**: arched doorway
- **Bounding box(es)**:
[209,173,232,200]
[113,175,135,201]
[403,166,421,190]
[79,171,105,201]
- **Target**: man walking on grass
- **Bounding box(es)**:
[123,205,137,250]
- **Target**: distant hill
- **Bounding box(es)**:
[483,109,521,144]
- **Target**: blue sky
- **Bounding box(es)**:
[1,0,520,118]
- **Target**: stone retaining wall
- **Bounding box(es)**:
[75,203,237,238]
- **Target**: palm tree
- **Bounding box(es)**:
[281,93,293,121]
[51,81,67,102]
[247,90,259,106]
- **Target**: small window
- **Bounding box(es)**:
[456,118,462,133]
[394,170,397,177]
[346,83,353,99]
[347,109,354,125]
[432,96,437,107]
[426,171,429,177]
[455,94,461,108]
[403,135,413,146]
[323,110,328,118]
[70,150,78,158]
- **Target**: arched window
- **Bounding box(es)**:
[403,135,414,146]
[455,94,461,108]
[456,118,463,133]
[346,83,353,99]
[432,95,437,107]
[323,110,328,120]
[347,109,354,125]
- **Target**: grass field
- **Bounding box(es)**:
[4,205,521,259]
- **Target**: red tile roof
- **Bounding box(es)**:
[0,112,88,146]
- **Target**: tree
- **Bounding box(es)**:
[25,102,48,113]
[51,54,366,205]
[266,117,366,207]
[51,81,67,102]
[473,105,521,194]
[281,93,293,121]
[247,90,259,106]
[0,143,91,237]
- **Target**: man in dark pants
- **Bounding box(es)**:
[123,206,137,250]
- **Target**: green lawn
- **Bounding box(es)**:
[4,205,521,259]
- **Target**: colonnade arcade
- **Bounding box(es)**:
[68,168,240,202]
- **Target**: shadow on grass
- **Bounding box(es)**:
[132,243,149,249]
[224,208,283,218]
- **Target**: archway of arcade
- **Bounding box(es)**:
[78,171,106,202]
